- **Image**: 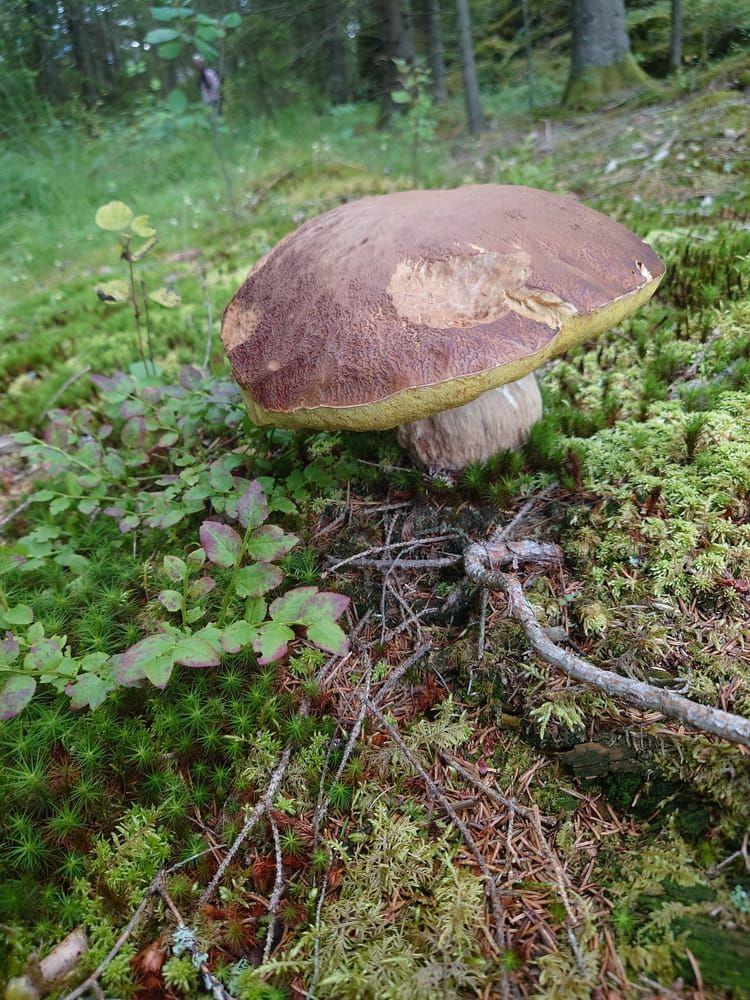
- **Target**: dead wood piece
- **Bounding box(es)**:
[7,928,89,1000]
[484,539,563,568]
[464,541,750,749]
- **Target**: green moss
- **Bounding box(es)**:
[563,55,655,110]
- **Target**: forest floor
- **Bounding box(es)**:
[1,52,750,999]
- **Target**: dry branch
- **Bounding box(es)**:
[464,541,750,748]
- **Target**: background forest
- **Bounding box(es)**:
[1,1,750,998]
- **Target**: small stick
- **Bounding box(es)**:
[331,554,463,570]
[198,744,294,906]
[324,534,459,575]
[262,814,284,964]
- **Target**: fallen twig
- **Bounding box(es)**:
[262,814,284,965]
[464,542,750,748]
[324,533,460,575]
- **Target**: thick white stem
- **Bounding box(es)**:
[396,373,542,470]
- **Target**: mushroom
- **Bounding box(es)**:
[221,185,664,470]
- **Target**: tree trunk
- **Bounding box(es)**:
[61,1,97,105]
[25,0,59,102]
[326,0,349,104]
[379,0,417,122]
[563,0,649,109]
[425,0,447,103]
[455,0,485,134]
[521,0,536,110]
[670,0,682,72]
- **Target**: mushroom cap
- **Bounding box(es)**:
[222,184,664,430]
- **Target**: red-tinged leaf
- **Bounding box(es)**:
[158,589,183,613]
[268,587,317,624]
[163,555,187,582]
[173,636,220,668]
[237,480,269,530]
[117,634,176,685]
[245,524,298,562]
[199,520,242,568]
[253,622,295,665]
[66,673,115,711]
[305,619,349,656]
[0,634,20,665]
[300,591,350,623]
[24,638,64,673]
[188,576,216,599]
[235,563,283,598]
[0,675,37,719]
[220,620,258,653]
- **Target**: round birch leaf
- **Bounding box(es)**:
[150,287,181,308]
[132,214,156,238]
[95,280,130,303]
[95,201,133,231]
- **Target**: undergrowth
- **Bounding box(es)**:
[2,46,750,999]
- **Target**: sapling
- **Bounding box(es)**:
[93,201,180,376]
[390,59,436,186]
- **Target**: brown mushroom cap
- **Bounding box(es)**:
[222,184,664,430]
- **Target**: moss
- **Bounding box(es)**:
[563,55,655,110]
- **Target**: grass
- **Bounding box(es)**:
[2,46,750,998]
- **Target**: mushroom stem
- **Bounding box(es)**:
[396,373,542,470]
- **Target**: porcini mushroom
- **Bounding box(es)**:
[222,185,664,469]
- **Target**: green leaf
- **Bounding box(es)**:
[144,656,175,688]
[185,607,205,624]
[196,23,222,41]
[188,576,215,599]
[66,673,114,711]
[391,89,411,103]
[245,597,267,625]
[30,490,54,502]
[299,591,350,625]
[24,638,63,672]
[95,201,133,231]
[95,280,130,303]
[163,555,188,582]
[157,40,183,59]
[220,620,258,653]
[246,525,298,562]
[237,480,269,529]
[50,496,72,516]
[223,12,241,27]
[236,563,283,598]
[194,37,218,60]
[151,6,193,20]
[3,604,34,626]
[306,618,348,655]
[166,89,188,115]
[199,520,242,568]
[117,633,175,685]
[268,587,317,624]
[0,675,37,720]
[131,214,156,237]
[145,27,181,44]
[173,636,220,668]
[253,622,295,665]
[158,589,183,613]
[150,287,181,308]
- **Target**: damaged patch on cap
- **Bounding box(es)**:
[388,249,577,331]
[221,299,260,352]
